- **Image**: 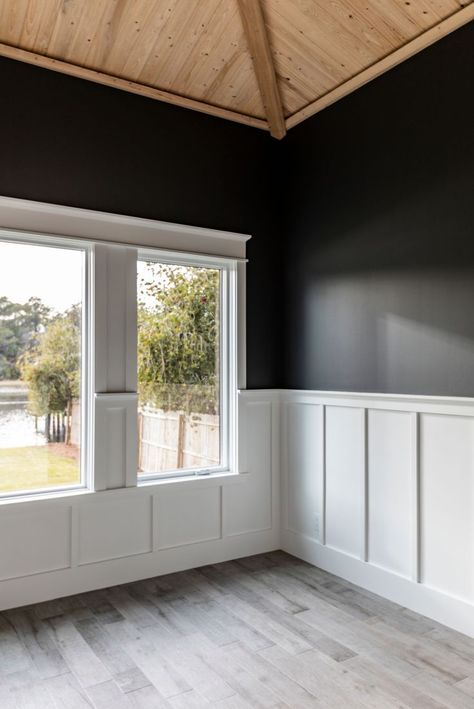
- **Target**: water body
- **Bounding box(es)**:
[0,385,46,449]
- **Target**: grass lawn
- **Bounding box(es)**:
[0,446,80,493]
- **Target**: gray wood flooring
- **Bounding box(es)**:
[1,552,474,708]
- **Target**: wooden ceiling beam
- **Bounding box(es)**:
[237,0,286,140]
[286,2,474,130]
[1,1,472,137]
[0,43,269,133]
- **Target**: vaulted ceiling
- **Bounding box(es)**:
[0,0,473,138]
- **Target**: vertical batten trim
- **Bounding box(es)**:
[412,411,421,583]
[237,394,248,475]
[149,495,155,552]
[219,485,224,540]
[69,505,79,568]
[151,494,159,551]
[362,408,369,562]
[221,484,228,539]
[271,400,280,537]
[321,404,327,546]
[269,402,273,532]
[281,402,289,532]
[125,400,138,488]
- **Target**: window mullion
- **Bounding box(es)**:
[92,244,138,491]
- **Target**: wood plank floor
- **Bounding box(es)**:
[1,552,474,708]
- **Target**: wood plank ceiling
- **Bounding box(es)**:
[0,0,473,138]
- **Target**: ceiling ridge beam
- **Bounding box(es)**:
[286,2,474,130]
[237,0,286,140]
[0,42,269,132]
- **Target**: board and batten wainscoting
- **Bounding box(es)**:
[280,389,474,639]
[0,391,280,610]
[1,386,474,641]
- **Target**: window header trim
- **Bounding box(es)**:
[0,196,251,260]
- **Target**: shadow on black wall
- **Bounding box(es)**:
[282,20,474,396]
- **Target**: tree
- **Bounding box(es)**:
[20,306,81,442]
[0,323,19,380]
[21,297,52,342]
[138,264,219,414]
[0,296,51,379]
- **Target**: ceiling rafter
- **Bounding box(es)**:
[286,1,474,129]
[0,42,269,132]
[0,1,472,137]
[236,0,286,139]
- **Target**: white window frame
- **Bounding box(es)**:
[0,196,248,501]
[0,229,93,500]
[136,248,238,482]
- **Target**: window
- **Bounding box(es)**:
[137,253,235,479]
[0,200,243,499]
[0,237,88,496]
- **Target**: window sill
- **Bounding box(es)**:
[0,471,248,508]
[138,469,247,492]
[0,485,92,507]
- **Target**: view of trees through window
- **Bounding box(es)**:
[0,241,84,494]
[137,261,221,475]
[0,241,222,494]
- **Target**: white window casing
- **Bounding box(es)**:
[0,196,250,259]
[0,196,249,501]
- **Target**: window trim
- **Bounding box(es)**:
[0,197,248,500]
[136,248,238,482]
[0,196,251,260]
[0,229,92,500]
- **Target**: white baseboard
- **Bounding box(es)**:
[0,528,278,611]
[282,528,474,638]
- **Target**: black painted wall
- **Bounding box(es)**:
[283,21,474,396]
[0,56,283,389]
[2,20,474,396]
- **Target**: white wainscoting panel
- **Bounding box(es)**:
[367,408,415,578]
[224,397,273,537]
[285,403,323,542]
[420,413,474,601]
[94,393,138,490]
[0,505,71,580]
[78,496,152,565]
[0,390,279,611]
[325,405,365,558]
[281,390,474,638]
[156,486,222,550]
[3,386,474,641]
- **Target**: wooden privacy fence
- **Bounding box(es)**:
[138,407,219,473]
[71,401,81,447]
